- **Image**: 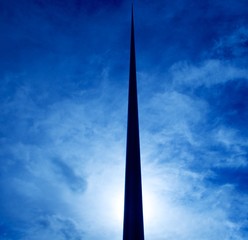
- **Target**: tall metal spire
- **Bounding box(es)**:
[123,5,145,240]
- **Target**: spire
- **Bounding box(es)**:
[123,5,145,240]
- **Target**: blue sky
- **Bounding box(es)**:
[0,0,248,239]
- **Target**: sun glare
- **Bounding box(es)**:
[112,187,158,228]
[113,193,124,222]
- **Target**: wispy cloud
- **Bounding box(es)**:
[0,0,248,239]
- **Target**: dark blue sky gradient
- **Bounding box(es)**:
[1,0,248,239]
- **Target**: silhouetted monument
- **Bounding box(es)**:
[123,6,145,240]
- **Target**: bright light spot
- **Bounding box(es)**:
[143,189,156,225]
[111,186,160,231]
[113,193,124,223]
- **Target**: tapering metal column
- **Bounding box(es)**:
[123,5,145,240]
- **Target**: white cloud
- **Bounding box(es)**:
[213,26,248,59]
[170,59,248,87]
